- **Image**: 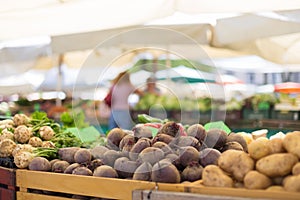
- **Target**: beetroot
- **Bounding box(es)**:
[132,125,153,139]
[64,163,80,174]
[119,134,135,150]
[199,148,221,167]
[152,141,173,155]
[157,122,180,137]
[90,146,109,160]
[186,124,206,141]
[138,147,165,165]
[93,165,118,178]
[203,129,228,150]
[87,159,104,171]
[178,146,199,167]
[129,138,151,161]
[72,166,92,176]
[28,157,51,171]
[102,150,123,167]
[52,160,70,173]
[114,157,138,178]
[74,149,92,164]
[106,128,127,150]
[181,161,203,182]
[133,162,152,181]
[58,147,80,163]
[151,161,181,183]
[151,134,174,145]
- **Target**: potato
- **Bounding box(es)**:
[248,138,271,160]
[244,170,272,189]
[292,162,300,175]
[283,131,300,158]
[256,153,298,177]
[266,186,285,192]
[202,165,233,187]
[283,174,300,192]
[218,150,255,182]
[268,138,285,154]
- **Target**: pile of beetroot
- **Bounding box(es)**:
[25,121,248,184]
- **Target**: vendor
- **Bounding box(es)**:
[144,77,161,96]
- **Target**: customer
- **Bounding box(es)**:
[106,71,141,130]
[144,76,161,96]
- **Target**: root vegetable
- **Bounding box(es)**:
[226,133,248,152]
[72,166,92,176]
[181,161,203,182]
[64,163,80,174]
[248,139,271,160]
[218,150,254,182]
[268,138,285,154]
[12,144,34,157]
[129,138,151,161]
[151,161,181,183]
[170,136,201,151]
[0,139,16,157]
[221,141,244,152]
[199,148,221,167]
[283,131,300,158]
[256,153,298,177]
[133,162,152,181]
[52,160,70,173]
[74,148,92,164]
[244,170,272,189]
[202,165,233,187]
[152,141,173,155]
[90,146,109,160]
[283,174,300,192]
[165,153,182,170]
[186,124,206,141]
[14,125,32,143]
[138,147,164,165]
[87,159,104,171]
[50,159,60,168]
[42,141,56,148]
[151,133,173,145]
[13,113,29,126]
[93,165,118,178]
[102,150,123,167]
[114,157,138,178]
[14,151,34,169]
[28,137,43,147]
[178,146,199,167]
[58,147,80,163]
[132,125,153,139]
[0,128,14,141]
[119,134,135,150]
[157,121,180,137]
[28,157,51,171]
[292,162,300,175]
[39,126,55,141]
[203,129,228,150]
[106,128,126,150]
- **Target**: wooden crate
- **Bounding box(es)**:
[16,170,185,200]
[16,169,300,200]
[0,166,17,200]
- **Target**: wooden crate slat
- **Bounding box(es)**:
[0,166,15,186]
[132,190,270,200]
[16,170,184,200]
[17,192,72,200]
[0,187,16,200]
[187,184,300,200]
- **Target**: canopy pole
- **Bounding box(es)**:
[56,54,64,106]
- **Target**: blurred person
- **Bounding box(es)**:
[105,71,142,130]
[144,76,161,96]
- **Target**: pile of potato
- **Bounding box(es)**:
[201,131,300,192]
